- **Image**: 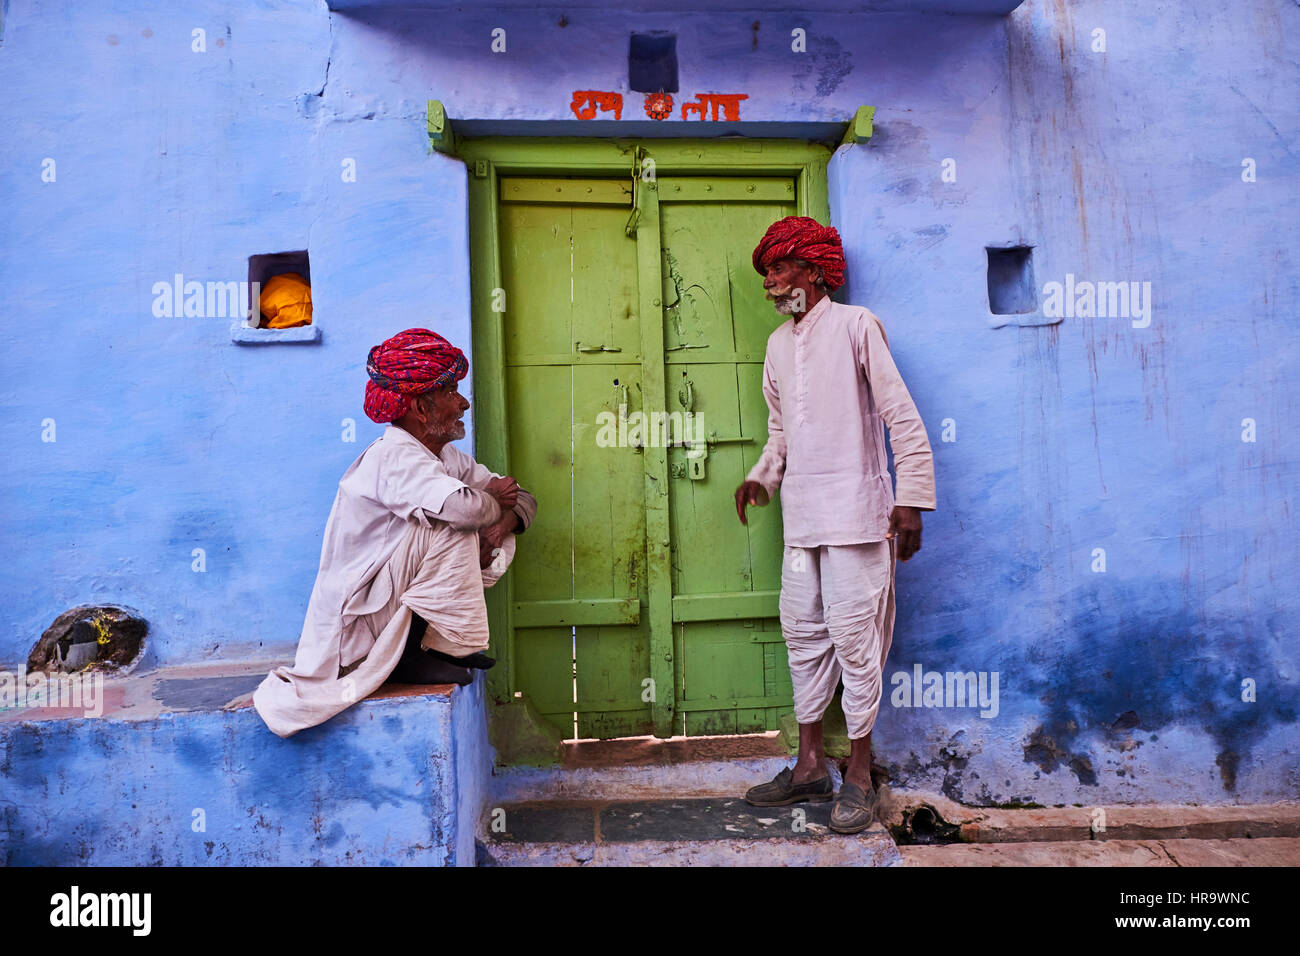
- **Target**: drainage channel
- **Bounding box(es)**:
[891,804,964,845]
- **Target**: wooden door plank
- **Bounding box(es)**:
[466,162,516,700]
[500,203,577,361]
[572,362,643,599]
[737,360,784,592]
[634,175,675,738]
[671,591,780,622]
[505,364,573,605]
[513,625,577,739]
[573,357,653,737]
[575,625,654,739]
[513,597,639,628]
[657,178,795,203]
[658,189,799,735]
[501,177,633,205]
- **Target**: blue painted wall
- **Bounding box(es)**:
[0,0,1295,804]
[0,683,488,866]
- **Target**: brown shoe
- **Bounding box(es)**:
[829,781,879,833]
[744,767,833,807]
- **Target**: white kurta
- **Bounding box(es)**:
[746,295,935,738]
[745,295,936,546]
[253,425,533,738]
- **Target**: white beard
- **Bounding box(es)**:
[769,284,805,315]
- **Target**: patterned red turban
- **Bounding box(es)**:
[363,328,469,424]
[752,216,847,291]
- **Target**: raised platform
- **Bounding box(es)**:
[0,662,490,866]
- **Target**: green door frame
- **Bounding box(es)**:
[458,137,831,738]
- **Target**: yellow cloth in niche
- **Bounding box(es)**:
[260,273,313,328]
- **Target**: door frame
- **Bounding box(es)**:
[458,137,831,737]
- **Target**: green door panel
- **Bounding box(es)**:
[658,191,797,736]
[499,185,652,740]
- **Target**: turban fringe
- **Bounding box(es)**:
[363,328,468,424]
[751,216,847,292]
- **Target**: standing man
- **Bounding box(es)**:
[254,328,536,738]
[736,217,936,833]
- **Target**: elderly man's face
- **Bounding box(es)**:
[416,381,469,444]
[762,258,822,314]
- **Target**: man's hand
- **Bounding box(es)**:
[478,511,516,568]
[734,481,770,525]
[887,506,923,561]
[482,511,515,550]
[485,476,519,511]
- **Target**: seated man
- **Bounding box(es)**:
[254,328,536,738]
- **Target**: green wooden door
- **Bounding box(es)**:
[466,140,828,741]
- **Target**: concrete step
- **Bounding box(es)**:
[484,737,1300,866]
[478,796,901,867]
[900,837,1300,867]
[878,790,1300,844]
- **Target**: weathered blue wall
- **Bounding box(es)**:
[0,0,1295,806]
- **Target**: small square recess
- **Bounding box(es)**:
[231,250,320,344]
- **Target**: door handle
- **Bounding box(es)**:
[703,434,754,445]
[665,434,754,448]
[614,383,645,453]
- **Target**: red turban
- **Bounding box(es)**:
[363,328,468,424]
[751,216,847,291]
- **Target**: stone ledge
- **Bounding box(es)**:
[1,660,456,725]
[230,323,321,344]
[481,833,901,867]
[900,837,1300,867]
[0,664,488,866]
[879,788,1300,844]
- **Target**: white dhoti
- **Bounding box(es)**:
[253,520,514,738]
[778,538,896,740]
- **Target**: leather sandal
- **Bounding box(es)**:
[829,780,879,833]
[744,767,833,807]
